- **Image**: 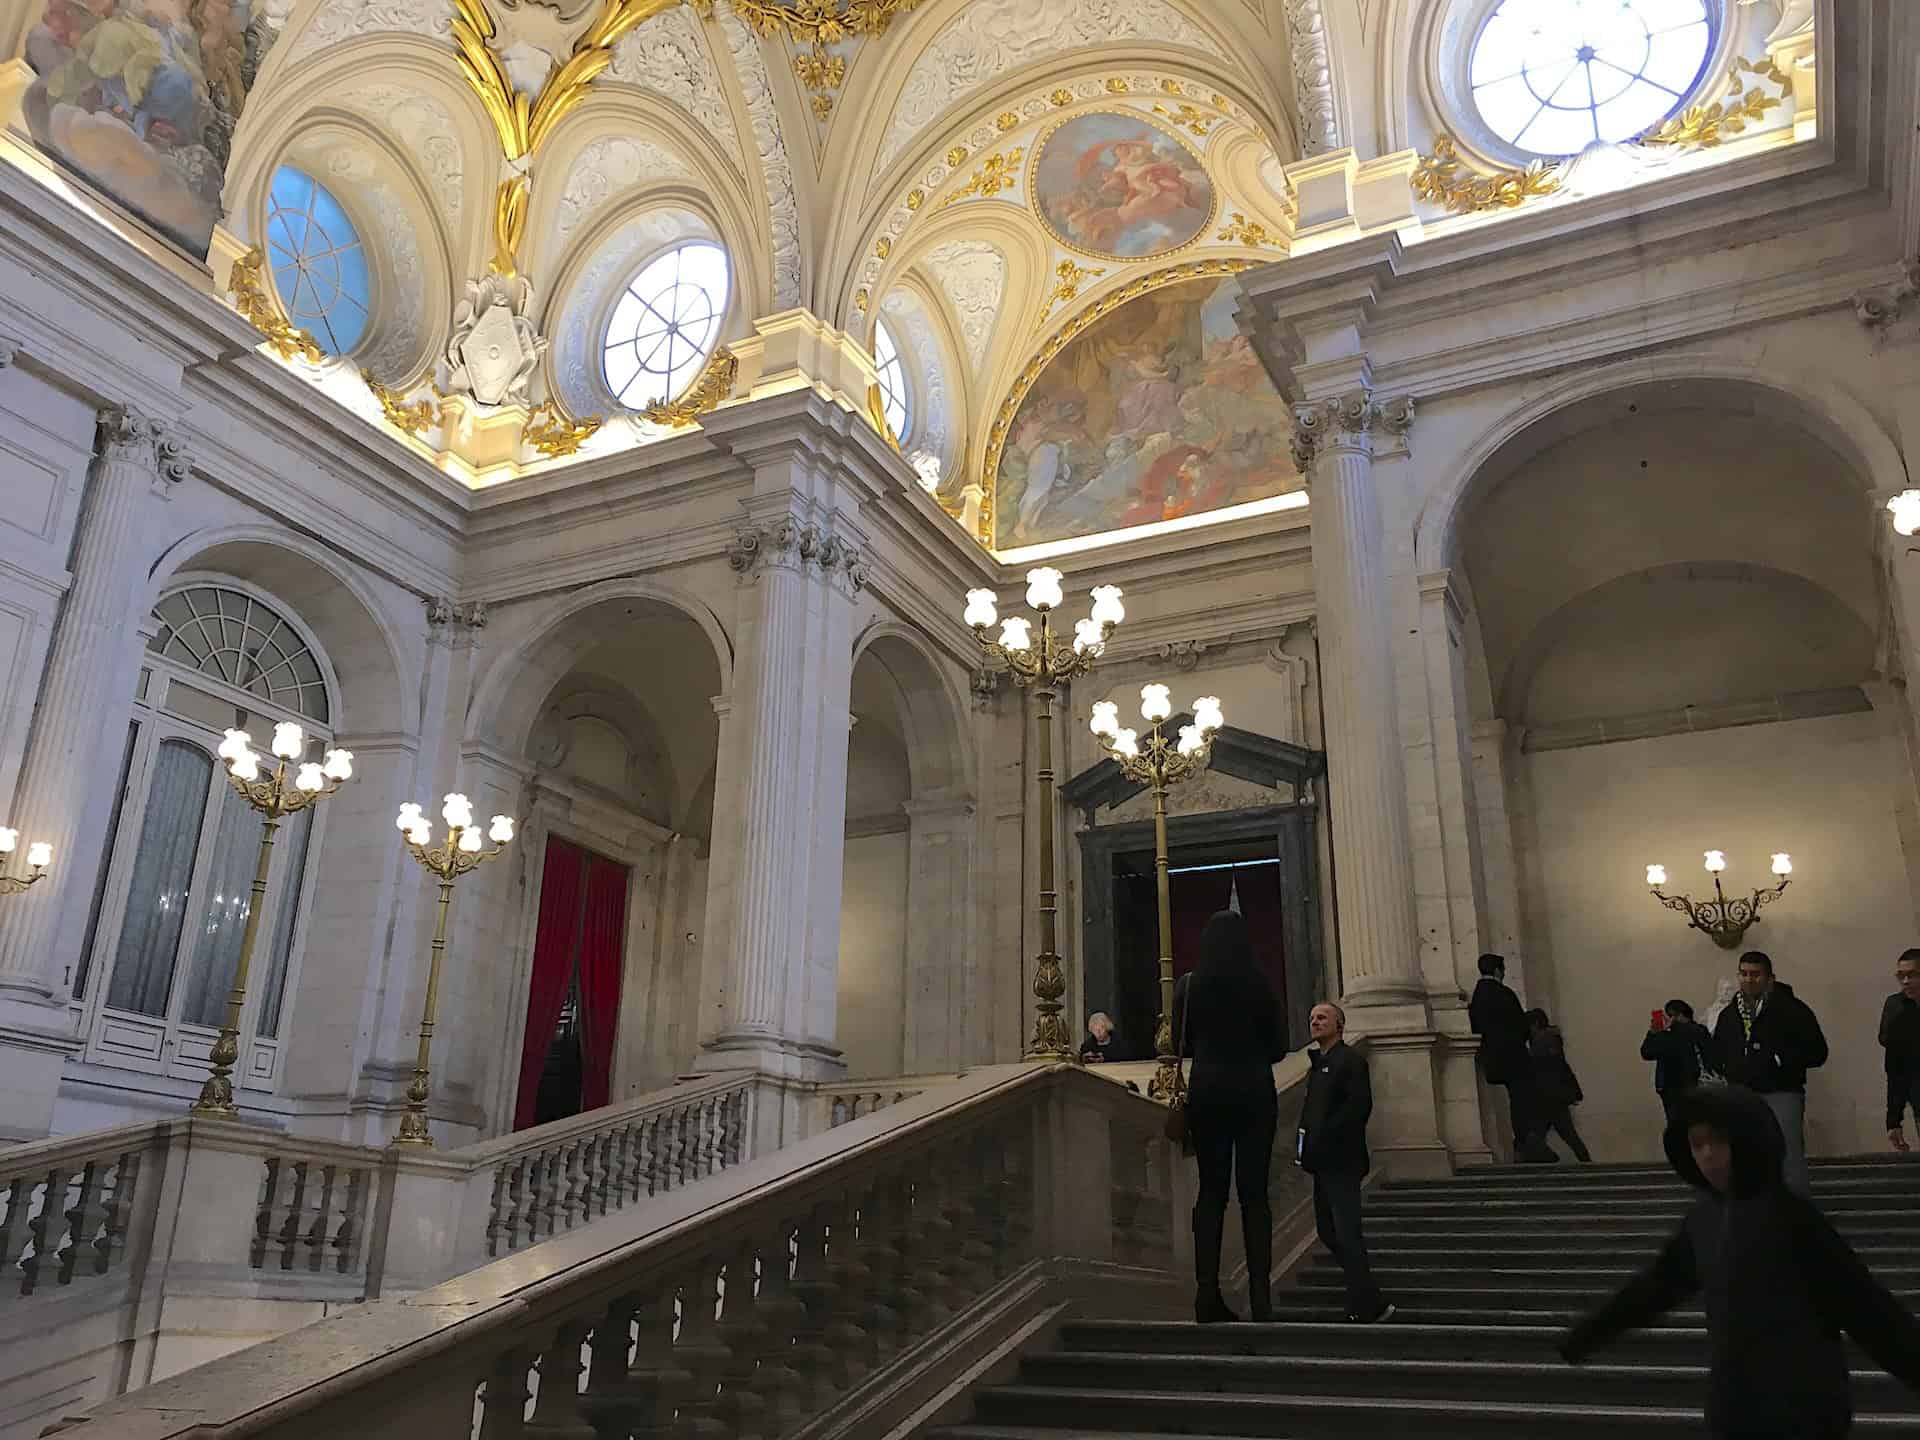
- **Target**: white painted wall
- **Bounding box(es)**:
[837,831,909,1078]
[1520,710,1915,1162]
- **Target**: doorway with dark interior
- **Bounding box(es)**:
[514,834,631,1130]
[1110,835,1289,1061]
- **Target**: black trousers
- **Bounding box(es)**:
[1503,1072,1553,1161]
[1312,1170,1384,1319]
[1541,1104,1592,1162]
[1190,1092,1277,1307]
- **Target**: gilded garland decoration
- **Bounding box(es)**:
[1411,136,1562,215]
[368,380,439,436]
[1639,56,1790,149]
[523,399,604,457]
[227,247,324,364]
[978,257,1258,543]
[640,345,738,427]
[729,0,932,120]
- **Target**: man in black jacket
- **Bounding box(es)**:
[1561,1084,1920,1438]
[1298,1002,1393,1324]
[1880,949,1920,1152]
[1710,951,1828,1195]
[1642,998,1715,1118]
[1469,953,1551,1163]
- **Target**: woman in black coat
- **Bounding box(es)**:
[1171,909,1286,1323]
[1561,1083,1920,1438]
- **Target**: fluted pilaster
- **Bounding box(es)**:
[0,405,189,995]
[1293,389,1423,1003]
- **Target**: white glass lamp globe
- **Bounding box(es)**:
[1025,567,1065,611]
[442,793,475,830]
[1177,724,1204,756]
[1887,490,1920,537]
[1140,684,1173,724]
[1703,849,1727,874]
[458,826,483,853]
[1112,728,1140,758]
[1193,696,1225,733]
[1090,701,1120,738]
[998,617,1033,651]
[1771,852,1793,877]
[964,589,998,629]
[218,729,253,761]
[1072,618,1104,655]
[489,815,516,844]
[1089,585,1125,628]
[271,722,305,759]
[1646,864,1668,887]
[323,748,354,780]
[25,842,51,869]
[295,763,325,793]
[397,802,424,833]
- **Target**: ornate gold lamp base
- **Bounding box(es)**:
[1027,950,1073,1060]
[393,1068,436,1147]
[190,1030,243,1117]
[1148,1010,1181,1103]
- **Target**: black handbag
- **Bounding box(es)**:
[1163,977,1194,1155]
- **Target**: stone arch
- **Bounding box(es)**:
[141,525,411,737]
[469,578,733,761]
[851,620,975,801]
[1415,357,1909,574]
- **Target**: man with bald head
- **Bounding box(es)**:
[1298,1002,1394,1324]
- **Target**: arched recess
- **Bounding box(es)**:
[875,278,962,480]
[838,623,977,1079]
[472,583,734,1118]
[1416,358,1909,575]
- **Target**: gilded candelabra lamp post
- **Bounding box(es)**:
[194,725,354,1116]
[1089,686,1225,1101]
[0,828,52,896]
[965,568,1126,1059]
[1645,849,1793,950]
[391,793,515,1147]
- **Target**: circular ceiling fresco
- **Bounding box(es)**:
[1030,111,1216,261]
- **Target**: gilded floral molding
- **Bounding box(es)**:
[227,248,323,364]
[368,380,439,436]
[1035,259,1105,326]
[641,346,738,428]
[1639,56,1790,149]
[523,399,604,457]
[1412,137,1562,215]
[730,0,931,120]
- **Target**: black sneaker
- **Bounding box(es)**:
[1348,1303,1397,1324]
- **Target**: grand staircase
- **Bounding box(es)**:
[929,1154,1920,1438]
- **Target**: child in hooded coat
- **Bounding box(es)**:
[1560,1083,1920,1438]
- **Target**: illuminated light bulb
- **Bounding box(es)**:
[1073,618,1104,655]
[1112,728,1140,758]
[230,750,260,781]
[1140,684,1173,724]
[295,763,325,793]
[442,793,475,830]
[271,722,305,760]
[26,842,51,870]
[1177,724,1204,756]
[1193,696,1225,732]
[1890,490,1920,538]
[458,825,483,853]
[1090,701,1120,738]
[397,802,424,833]
[1703,849,1727,874]
[1771,852,1793,877]
[0,828,15,853]
[964,589,998,629]
[998,617,1033,651]
[1089,584,1125,628]
[218,729,253,761]
[1025,567,1065,611]
[407,823,432,847]
[1646,864,1668,887]
[322,749,354,780]
[489,815,515,844]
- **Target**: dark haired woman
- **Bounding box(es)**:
[1172,909,1287,1322]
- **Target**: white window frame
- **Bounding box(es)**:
[74,577,336,1095]
[598,238,734,414]
[873,317,913,446]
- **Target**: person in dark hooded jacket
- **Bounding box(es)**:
[1560,1083,1920,1438]
[1709,951,1827,1195]
[1527,1008,1592,1163]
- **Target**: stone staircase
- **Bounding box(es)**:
[929,1155,1920,1438]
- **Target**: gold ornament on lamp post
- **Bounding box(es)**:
[1090,688,1225,1102]
[391,795,515,1147]
[0,829,52,896]
[965,569,1125,1059]
[193,725,354,1116]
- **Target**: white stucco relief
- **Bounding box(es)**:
[608,8,742,170]
[555,136,698,244]
[713,0,801,309]
[876,0,1233,172]
[286,0,452,65]
[340,86,466,227]
[920,240,1004,378]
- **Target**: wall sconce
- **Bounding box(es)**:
[1646,849,1792,949]
[1888,490,1920,537]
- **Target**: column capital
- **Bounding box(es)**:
[727,516,868,594]
[1290,389,1415,473]
[97,404,191,492]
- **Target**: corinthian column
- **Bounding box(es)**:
[0,406,186,1136]
[1292,389,1424,1005]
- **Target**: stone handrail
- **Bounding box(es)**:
[810,1075,930,1130]
[0,1121,159,1302]
[44,1062,1194,1440]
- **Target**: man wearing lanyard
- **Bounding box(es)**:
[1709,950,1828,1195]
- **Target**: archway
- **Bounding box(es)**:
[837,627,974,1078]
[1451,379,1909,1163]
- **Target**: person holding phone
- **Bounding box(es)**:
[1642,998,1715,1119]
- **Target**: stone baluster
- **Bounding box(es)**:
[486,1165,511,1257]
[583,1290,685,1440]
[712,1233,770,1439]
[275,1162,310,1270]
[853,1181,905,1363]
[1289,389,1425,1003]
[821,1191,875,1391]
[93,1151,138,1276]
[785,1206,839,1411]
[0,408,189,1045]
[882,1172,931,1343]
[523,1319,593,1439]
[748,1220,807,1430]
[671,1258,732,1434]
[477,1344,535,1440]
[538,1151,565,1239]
[19,1168,71,1295]
[302,1163,338,1272]
[951,1133,999,1293]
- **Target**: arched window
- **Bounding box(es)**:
[602,241,731,410]
[1470,0,1712,155]
[75,582,332,1097]
[265,166,372,355]
[873,319,912,444]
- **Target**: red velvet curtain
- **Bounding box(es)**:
[576,856,629,1112]
[514,838,589,1131]
[1168,869,1235,979]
